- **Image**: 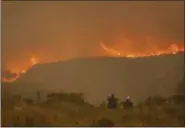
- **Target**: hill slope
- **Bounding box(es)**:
[6,53,184,105]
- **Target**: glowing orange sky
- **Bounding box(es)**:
[3,38,184,76]
[1,1,184,82]
[1,40,184,83]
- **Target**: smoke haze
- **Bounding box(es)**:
[2,1,184,71]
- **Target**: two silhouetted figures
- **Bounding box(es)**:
[107,94,133,109]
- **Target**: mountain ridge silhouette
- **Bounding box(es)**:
[4,52,184,105]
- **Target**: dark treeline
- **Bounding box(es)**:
[1,79,185,127]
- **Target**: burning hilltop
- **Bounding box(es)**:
[4,51,184,105]
[1,56,39,83]
[100,42,184,58]
[1,41,184,83]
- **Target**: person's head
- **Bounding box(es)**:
[126,96,130,100]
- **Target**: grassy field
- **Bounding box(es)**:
[1,91,184,127]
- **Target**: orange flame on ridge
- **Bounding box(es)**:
[100,41,121,56]
[2,56,39,83]
[30,56,38,66]
[2,42,184,83]
[100,41,184,58]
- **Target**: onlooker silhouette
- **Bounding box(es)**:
[123,96,133,109]
[107,93,118,109]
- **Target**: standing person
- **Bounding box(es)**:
[123,96,133,109]
[107,93,118,109]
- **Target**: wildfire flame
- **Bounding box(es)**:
[30,56,38,66]
[100,41,121,56]
[1,42,184,83]
[20,70,26,74]
[100,41,184,58]
[2,56,39,83]
[1,76,19,83]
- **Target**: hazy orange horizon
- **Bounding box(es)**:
[1,1,184,82]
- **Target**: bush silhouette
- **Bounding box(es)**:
[47,92,85,105]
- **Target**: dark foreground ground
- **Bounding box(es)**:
[2,90,185,127]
